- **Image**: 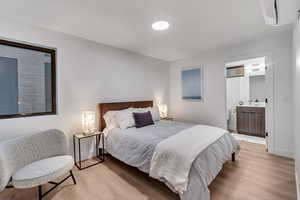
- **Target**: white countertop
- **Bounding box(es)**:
[238,102,266,108]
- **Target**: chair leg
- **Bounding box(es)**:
[232,152,236,162]
[38,185,42,200]
[70,170,76,185]
[36,171,76,199]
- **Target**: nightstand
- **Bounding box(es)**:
[73,132,105,170]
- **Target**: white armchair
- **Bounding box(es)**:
[0,129,76,200]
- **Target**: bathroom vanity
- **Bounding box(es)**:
[237,104,265,138]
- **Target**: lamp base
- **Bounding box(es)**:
[83,131,96,136]
[161,117,174,121]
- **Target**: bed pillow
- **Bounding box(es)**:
[150,106,160,121]
[134,106,160,121]
[133,111,154,128]
[103,110,120,130]
[115,108,135,129]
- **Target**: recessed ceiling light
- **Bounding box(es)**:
[152,21,170,31]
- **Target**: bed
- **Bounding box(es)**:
[98,101,239,200]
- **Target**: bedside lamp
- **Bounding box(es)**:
[158,104,168,119]
[82,111,96,135]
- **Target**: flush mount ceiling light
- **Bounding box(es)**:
[152,21,170,31]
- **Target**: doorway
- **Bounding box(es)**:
[225,56,273,150]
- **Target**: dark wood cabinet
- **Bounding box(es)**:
[237,106,265,138]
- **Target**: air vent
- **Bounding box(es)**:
[260,0,279,26]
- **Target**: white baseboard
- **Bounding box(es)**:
[272,148,294,158]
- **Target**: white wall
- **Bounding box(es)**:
[226,77,241,112]
[0,18,170,157]
[169,30,293,157]
[226,77,240,131]
[226,76,249,131]
[292,19,300,198]
[250,75,266,102]
[239,77,250,103]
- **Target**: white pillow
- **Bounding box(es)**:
[150,106,160,121]
[132,107,146,114]
[115,108,135,130]
[103,111,119,130]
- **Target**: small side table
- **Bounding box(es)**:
[73,132,105,170]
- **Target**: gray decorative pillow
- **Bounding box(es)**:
[133,111,154,128]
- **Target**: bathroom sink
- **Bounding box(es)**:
[238,102,265,107]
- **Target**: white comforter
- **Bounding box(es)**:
[105,121,239,200]
[150,125,226,194]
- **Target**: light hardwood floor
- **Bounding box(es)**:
[0,141,296,200]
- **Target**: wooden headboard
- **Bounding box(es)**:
[98,100,153,131]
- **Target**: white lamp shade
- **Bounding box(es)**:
[158,104,168,118]
[82,111,96,134]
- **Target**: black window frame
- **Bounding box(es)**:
[0,39,57,119]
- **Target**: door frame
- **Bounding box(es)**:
[224,52,274,153]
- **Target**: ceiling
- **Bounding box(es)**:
[0,0,292,61]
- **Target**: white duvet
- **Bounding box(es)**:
[104,121,239,200]
[150,125,226,194]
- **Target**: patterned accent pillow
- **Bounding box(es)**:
[133,111,154,128]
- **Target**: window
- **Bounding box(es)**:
[0,39,56,119]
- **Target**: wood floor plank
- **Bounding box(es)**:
[0,141,296,200]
